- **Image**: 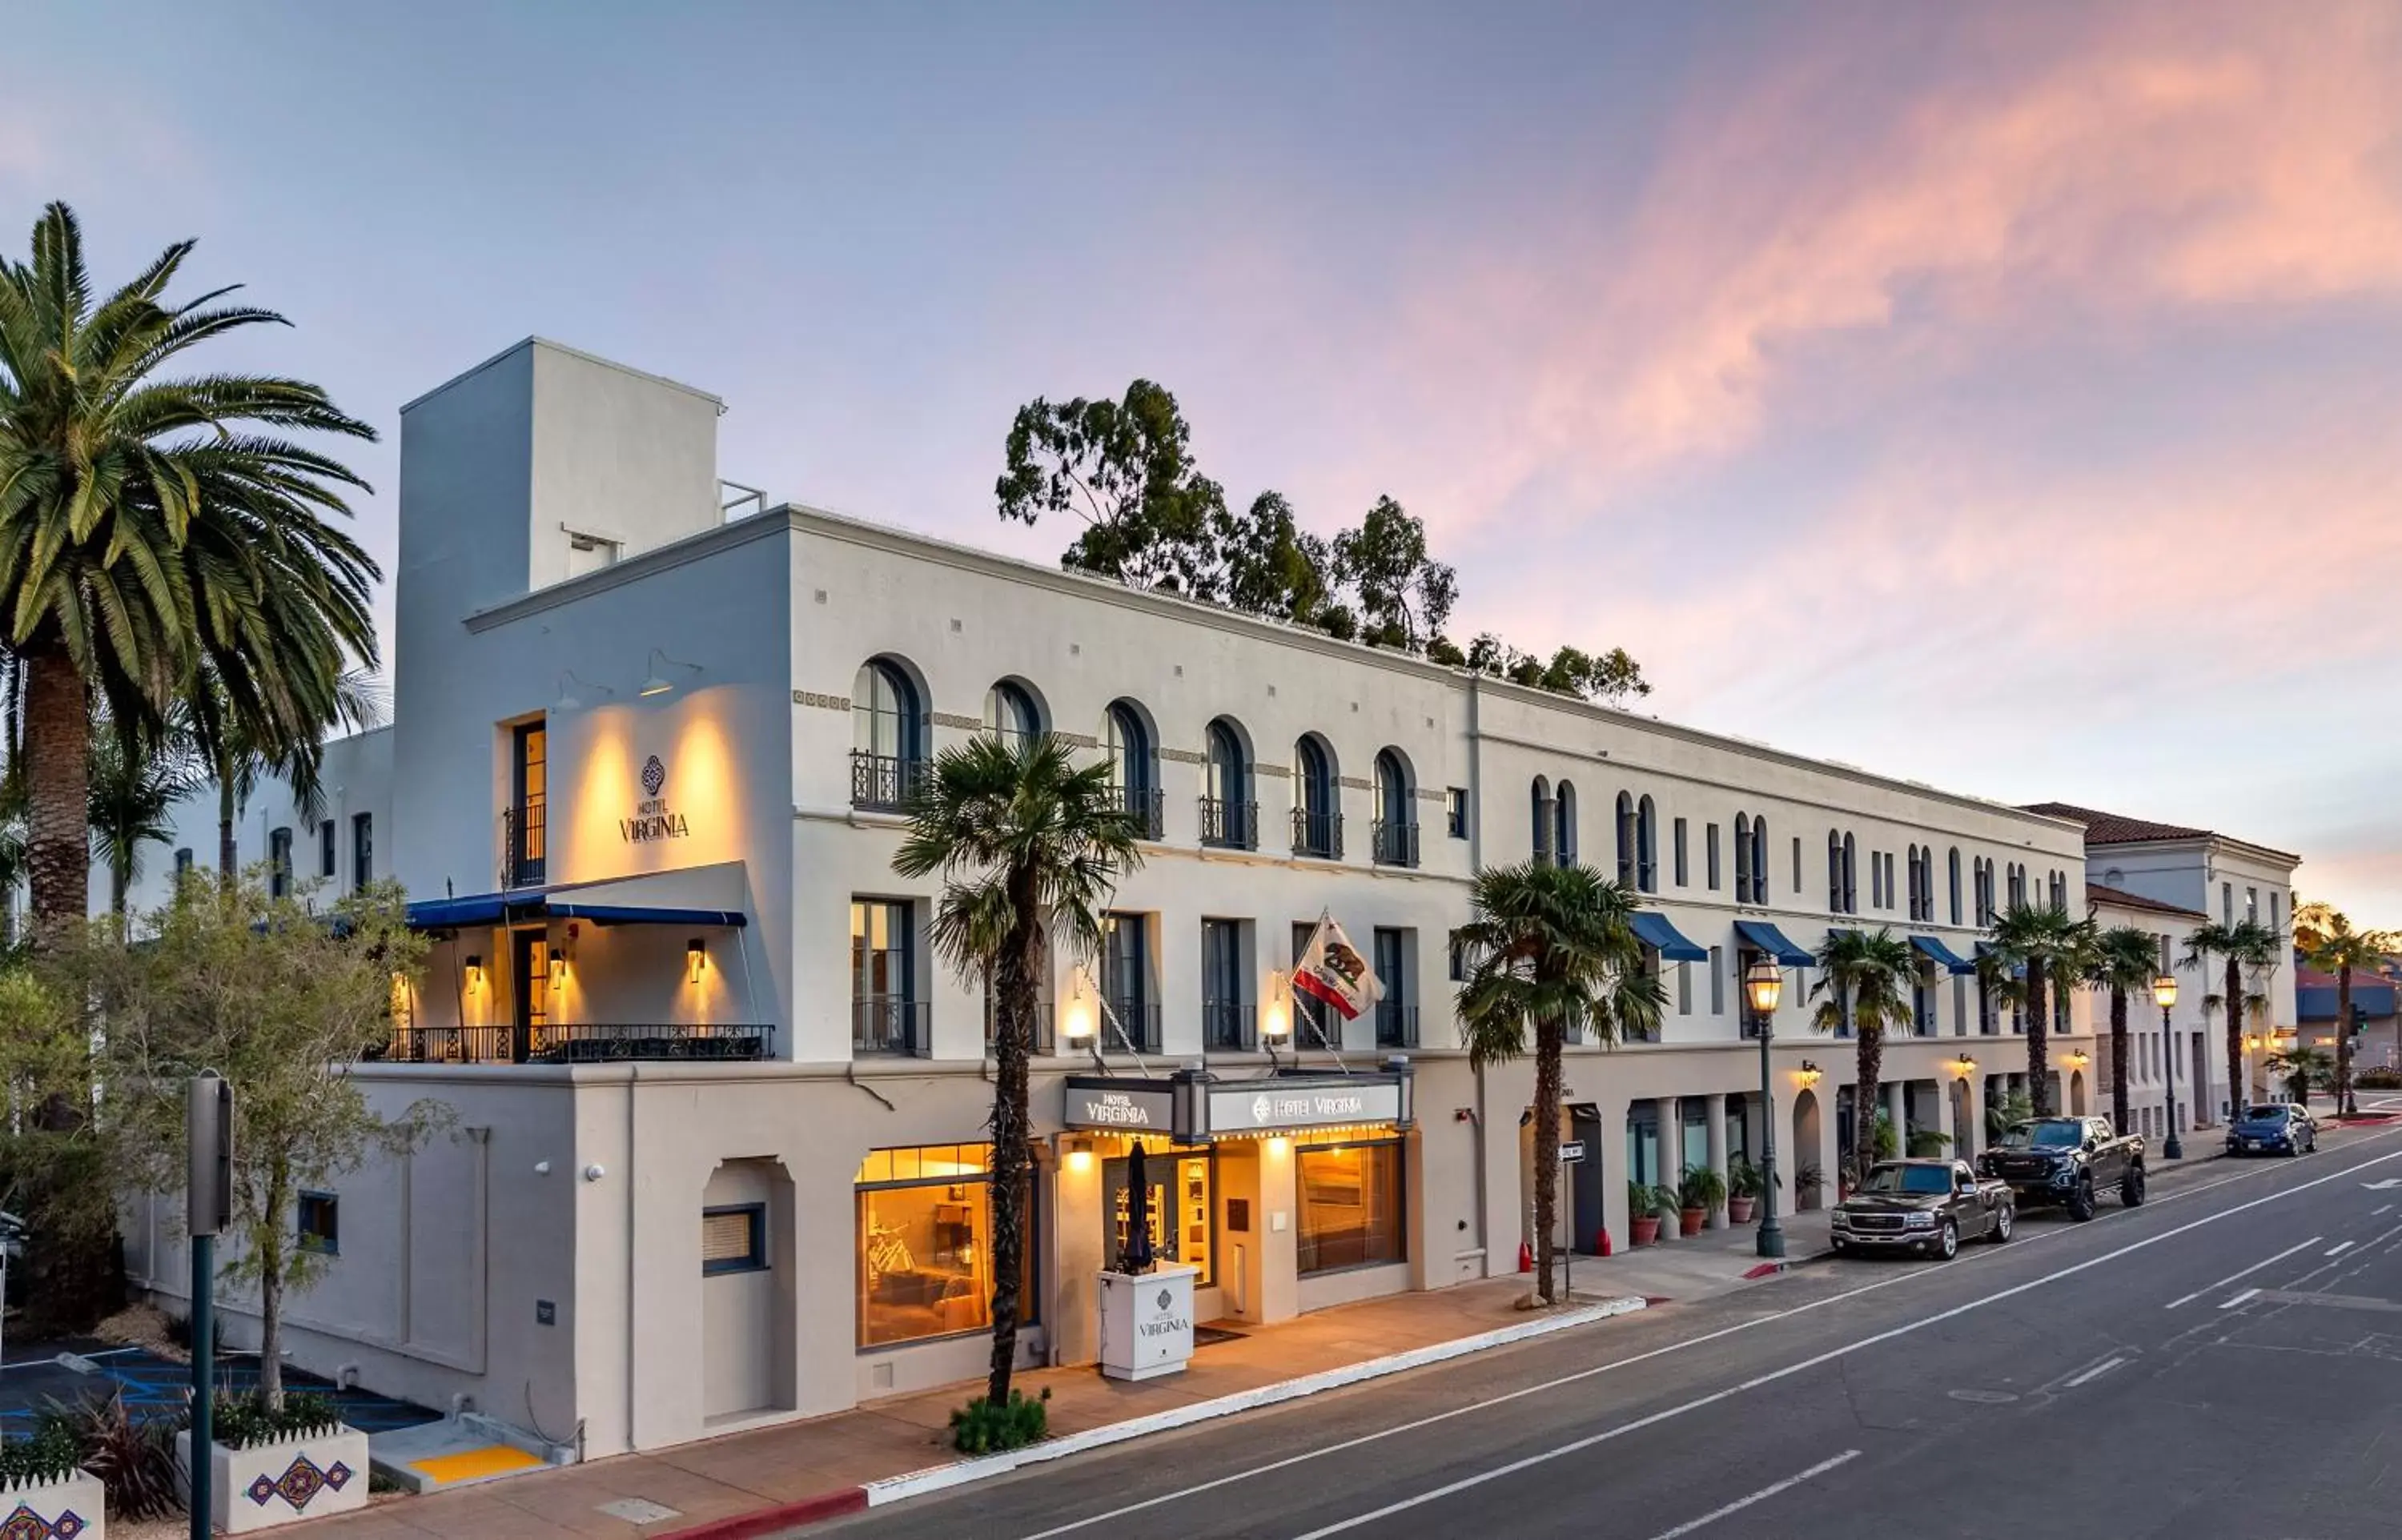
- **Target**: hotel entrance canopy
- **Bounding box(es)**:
[1062,1065,1416,1145]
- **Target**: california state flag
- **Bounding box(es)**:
[1295,918,1381,1021]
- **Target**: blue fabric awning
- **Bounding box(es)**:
[1911,935,1978,974]
[408,892,747,931]
[1630,911,1709,963]
[1734,920,1814,968]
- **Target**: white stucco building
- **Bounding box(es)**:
[112,339,2101,1459]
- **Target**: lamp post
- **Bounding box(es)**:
[2155,973,2183,1159]
[1745,956,1786,1260]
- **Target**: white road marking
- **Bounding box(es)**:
[2219,1287,2261,1309]
[2164,1237,2323,1309]
[1277,1148,2402,1540]
[2064,1356,2127,1388]
[2326,1241,2356,1257]
[2374,1204,2394,1217]
[1003,1138,2402,1540]
[1640,1450,1862,1540]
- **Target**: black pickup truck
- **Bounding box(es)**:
[1830,1160,2014,1259]
[1976,1115,2145,1220]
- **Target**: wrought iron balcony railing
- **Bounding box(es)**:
[1103,784,1166,840]
[1372,819,1420,868]
[1203,997,1254,1052]
[983,994,1056,1055]
[1199,797,1257,852]
[377,1022,771,1065]
[499,804,547,888]
[1374,1001,1417,1049]
[854,997,931,1055]
[1291,807,1344,860]
[850,750,927,813]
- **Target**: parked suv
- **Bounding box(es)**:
[1975,1115,2144,1221]
[1831,1160,2014,1259]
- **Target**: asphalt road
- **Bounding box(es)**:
[819,1117,2402,1540]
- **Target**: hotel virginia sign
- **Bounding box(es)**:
[1065,1084,1174,1132]
[1063,1071,1411,1143]
[1207,1081,1404,1134]
[620,754,691,844]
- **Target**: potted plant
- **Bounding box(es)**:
[1677,1165,1726,1236]
[179,1390,370,1534]
[1,1419,106,1539]
[1727,1157,1762,1224]
[1906,1129,1953,1158]
[1627,1179,1662,1246]
[1794,1161,1825,1210]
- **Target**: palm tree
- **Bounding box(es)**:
[184,664,383,884]
[1456,861,1663,1305]
[2296,902,2393,1117]
[2271,1045,2333,1107]
[0,203,378,933]
[2183,919,2282,1121]
[1985,903,2094,1116]
[1807,928,1916,1183]
[86,716,200,912]
[2087,926,2163,1134]
[892,734,1142,1413]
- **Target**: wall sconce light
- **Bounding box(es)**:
[1796,1060,1823,1089]
[2063,1051,2091,1071]
[1950,1057,1977,1080]
[1267,1136,1290,1157]
[1065,1137,1095,1175]
[555,670,614,712]
[1062,965,1097,1044]
[640,648,704,698]
[687,938,707,985]
[464,954,484,991]
[549,953,568,992]
[1262,968,1293,1042]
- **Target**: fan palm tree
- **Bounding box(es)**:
[2183,919,2283,1121]
[2295,902,2393,1117]
[86,715,200,913]
[892,733,1143,1412]
[2271,1045,2333,1108]
[1807,928,1917,1182]
[2087,925,2164,1134]
[0,203,378,933]
[1455,860,1664,1305]
[1985,903,2095,1116]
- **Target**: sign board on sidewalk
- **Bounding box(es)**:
[1559,1140,1587,1164]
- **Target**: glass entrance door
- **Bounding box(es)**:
[1103,1147,1211,1283]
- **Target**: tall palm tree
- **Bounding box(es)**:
[2183,919,2282,1121]
[1807,928,1917,1182]
[2296,902,2392,1117]
[0,203,377,932]
[1985,903,2095,1116]
[1456,861,1663,1305]
[2087,925,2163,1134]
[892,734,1142,1412]
[86,715,200,913]
[184,664,384,884]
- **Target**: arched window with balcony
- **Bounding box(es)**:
[1556,781,1578,864]
[1531,776,1553,863]
[851,656,924,810]
[983,679,1042,752]
[1203,719,1254,849]
[1637,795,1658,893]
[1103,699,1161,839]
[1949,848,1963,925]
[1751,814,1769,904]
[1373,749,1418,867]
[1733,814,1753,904]
[1291,735,1340,858]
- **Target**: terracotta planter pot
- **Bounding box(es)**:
[1680,1207,1707,1237]
[1728,1196,1757,1224]
[1631,1215,1661,1246]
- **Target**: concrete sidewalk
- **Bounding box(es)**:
[289,1277,1649,1539]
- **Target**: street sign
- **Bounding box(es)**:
[1559,1141,1587,1164]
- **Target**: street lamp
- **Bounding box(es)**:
[2154,973,2183,1159]
[1745,956,1786,1260]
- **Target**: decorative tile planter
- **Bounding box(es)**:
[0,1467,106,1539]
[177,1426,369,1534]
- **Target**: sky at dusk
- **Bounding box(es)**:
[6,2,2400,915]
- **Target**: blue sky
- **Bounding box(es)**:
[7,2,2401,916]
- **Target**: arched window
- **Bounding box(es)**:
[1906,846,1922,920]
[1828,830,1844,912]
[1637,796,1658,893]
[1751,815,1769,904]
[851,657,923,809]
[1203,719,1253,849]
[2007,863,2024,908]
[1291,736,1339,858]
[983,680,1041,752]
[1373,750,1417,867]
[1555,781,1578,864]
[1948,848,1962,926]
[1842,833,1858,915]
[1104,700,1159,838]
[1733,814,1753,904]
[1617,789,1640,884]
[1531,776,1553,863]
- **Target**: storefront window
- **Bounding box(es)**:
[1295,1141,1405,1275]
[1105,1146,1212,1284]
[856,1144,1032,1348]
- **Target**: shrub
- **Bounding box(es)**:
[38,1390,181,1518]
[1677,1164,1726,1213]
[0,1421,82,1488]
[950,1386,1050,1455]
[2353,1067,2401,1090]
[1906,1129,1954,1158]
[1727,1157,1765,1199]
[207,1389,343,1452]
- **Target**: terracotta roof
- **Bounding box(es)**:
[2022,803,2213,845]
[2085,881,2207,920]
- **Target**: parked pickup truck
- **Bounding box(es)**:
[1831,1160,2014,1259]
[1976,1115,2145,1221]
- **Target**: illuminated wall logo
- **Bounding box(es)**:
[621,754,690,843]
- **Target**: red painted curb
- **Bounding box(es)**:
[657,1486,868,1539]
[1741,1261,1786,1280]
